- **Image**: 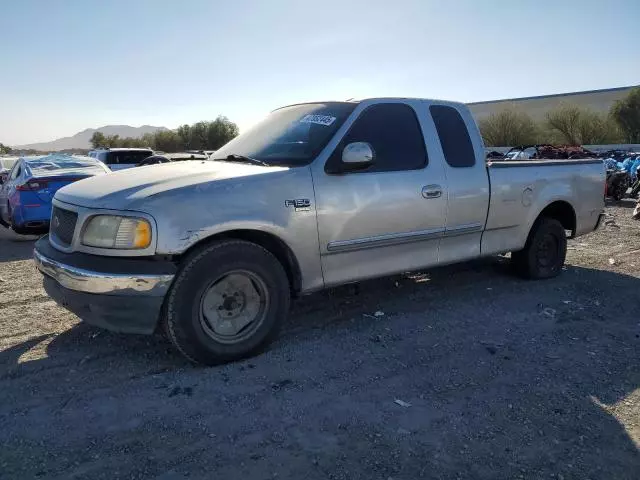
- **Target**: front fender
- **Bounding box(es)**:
[135,166,325,292]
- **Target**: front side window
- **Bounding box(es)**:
[326,103,428,173]
[212,102,357,167]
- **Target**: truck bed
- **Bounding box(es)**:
[482,158,605,256]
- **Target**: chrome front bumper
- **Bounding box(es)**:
[34,249,174,297]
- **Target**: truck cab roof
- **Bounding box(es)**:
[274,97,467,112]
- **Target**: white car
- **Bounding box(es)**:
[87,148,154,171]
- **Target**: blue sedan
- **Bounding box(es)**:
[0,154,110,235]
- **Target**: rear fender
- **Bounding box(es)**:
[11,191,47,226]
[519,191,575,242]
[481,184,575,257]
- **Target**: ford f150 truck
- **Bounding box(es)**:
[34,98,605,364]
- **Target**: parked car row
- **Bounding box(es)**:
[87,148,214,170]
[0,150,212,235]
[0,154,110,234]
[136,152,209,166]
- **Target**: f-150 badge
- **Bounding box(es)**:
[284,199,311,212]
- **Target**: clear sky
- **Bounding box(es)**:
[1,0,639,146]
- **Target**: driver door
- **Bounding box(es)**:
[312,102,448,287]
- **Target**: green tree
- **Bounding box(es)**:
[190,121,208,150]
[478,108,539,147]
[140,133,156,150]
[104,135,120,148]
[546,104,621,145]
[546,104,582,145]
[0,143,12,154]
[611,87,640,143]
[206,116,239,149]
[576,110,621,145]
[153,130,181,152]
[87,118,239,153]
[119,137,135,148]
[90,131,106,148]
[177,124,192,150]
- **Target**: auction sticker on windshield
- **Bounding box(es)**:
[300,114,336,126]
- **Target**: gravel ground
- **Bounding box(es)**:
[1,203,639,479]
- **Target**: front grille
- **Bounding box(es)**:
[51,206,78,246]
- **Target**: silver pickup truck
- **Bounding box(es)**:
[34,98,605,364]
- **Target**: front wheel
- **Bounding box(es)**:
[164,240,291,365]
[511,217,567,279]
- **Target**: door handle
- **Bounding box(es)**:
[422,185,442,199]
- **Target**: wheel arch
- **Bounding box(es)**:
[535,200,576,237]
[176,229,303,296]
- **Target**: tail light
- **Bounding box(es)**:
[16,177,87,191]
[16,180,48,191]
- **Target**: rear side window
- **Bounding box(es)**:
[327,103,427,173]
[430,105,476,168]
[108,151,153,165]
[99,151,152,165]
[9,162,21,180]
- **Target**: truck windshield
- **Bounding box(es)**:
[212,102,357,167]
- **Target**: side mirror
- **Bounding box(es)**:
[341,142,374,171]
[0,173,7,185]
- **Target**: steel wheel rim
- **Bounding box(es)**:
[537,233,559,268]
[199,270,270,344]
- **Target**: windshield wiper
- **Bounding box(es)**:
[213,154,269,167]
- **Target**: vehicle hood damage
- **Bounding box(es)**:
[54,161,288,210]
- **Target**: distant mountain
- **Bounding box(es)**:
[15,125,168,151]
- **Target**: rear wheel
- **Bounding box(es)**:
[612,185,625,201]
[164,240,290,365]
[615,175,630,200]
[512,217,567,279]
[6,205,30,235]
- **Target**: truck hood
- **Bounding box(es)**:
[54,161,288,210]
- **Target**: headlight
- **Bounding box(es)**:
[81,215,152,249]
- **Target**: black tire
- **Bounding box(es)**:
[612,188,624,201]
[6,205,30,235]
[511,217,567,280]
[164,240,290,365]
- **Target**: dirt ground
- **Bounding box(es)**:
[1,203,639,479]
